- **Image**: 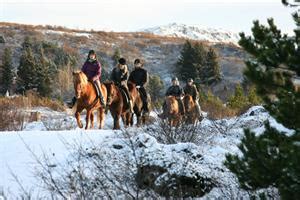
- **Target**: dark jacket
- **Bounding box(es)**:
[166,85,184,97]
[111,65,128,85]
[128,67,148,86]
[184,84,198,101]
[81,60,101,81]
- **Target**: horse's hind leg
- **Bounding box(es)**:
[98,108,105,129]
[90,112,94,129]
[85,110,92,130]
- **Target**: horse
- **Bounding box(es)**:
[183,95,198,124]
[161,96,182,127]
[72,71,107,129]
[104,81,131,129]
[127,81,148,127]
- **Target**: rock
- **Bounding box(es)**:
[0,35,5,44]
[136,165,215,198]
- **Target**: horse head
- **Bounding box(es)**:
[72,71,88,99]
[184,95,194,112]
[103,81,116,106]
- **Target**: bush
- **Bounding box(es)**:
[0,97,26,131]
[200,90,237,119]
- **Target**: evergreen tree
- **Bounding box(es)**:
[17,37,38,93]
[177,40,221,84]
[225,1,300,198]
[112,48,121,65]
[1,47,14,94]
[147,74,164,103]
[204,48,221,84]
[227,84,249,110]
[35,46,54,97]
[247,86,262,106]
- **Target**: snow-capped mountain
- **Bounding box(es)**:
[142,23,240,45]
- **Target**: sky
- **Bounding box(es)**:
[0,0,297,34]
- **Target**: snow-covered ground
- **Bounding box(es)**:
[142,23,240,45]
[0,106,293,198]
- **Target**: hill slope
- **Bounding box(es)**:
[0,22,246,100]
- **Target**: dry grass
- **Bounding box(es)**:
[0,97,26,131]
[201,100,237,120]
[0,92,65,131]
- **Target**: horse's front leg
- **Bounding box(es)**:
[98,107,105,129]
[75,108,83,128]
[85,109,92,130]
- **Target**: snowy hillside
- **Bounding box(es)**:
[0,106,292,198]
[142,23,240,45]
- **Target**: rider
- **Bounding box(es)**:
[160,77,185,118]
[128,59,149,113]
[183,78,202,119]
[68,50,105,108]
[110,58,134,113]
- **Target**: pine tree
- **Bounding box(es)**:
[35,46,54,97]
[177,40,221,84]
[147,74,164,103]
[17,37,38,93]
[1,47,14,94]
[225,1,300,198]
[112,48,121,65]
[227,84,249,110]
[204,48,221,84]
[247,86,262,106]
[176,40,197,80]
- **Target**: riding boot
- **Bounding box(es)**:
[67,97,77,108]
[195,101,202,119]
[129,100,134,113]
[94,80,106,107]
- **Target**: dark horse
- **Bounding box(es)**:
[104,81,131,129]
[127,81,148,127]
[183,95,198,124]
[72,71,107,129]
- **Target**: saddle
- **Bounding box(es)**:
[117,85,130,108]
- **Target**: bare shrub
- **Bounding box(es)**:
[20,131,159,199]
[145,118,200,144]
[0,97,26,131]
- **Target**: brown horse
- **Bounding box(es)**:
[183,95,198,124]
[162,96,182,126]
[72,71,107,129]
[104,81,131,129]
[127,81,146,127]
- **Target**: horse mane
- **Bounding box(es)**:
[73,71,88,85]
[127,81,136,91]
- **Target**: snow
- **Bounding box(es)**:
[142,23,240,45]
[40,29,92,38]
[0,106,292,198]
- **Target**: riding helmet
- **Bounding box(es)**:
[118,58,126,65]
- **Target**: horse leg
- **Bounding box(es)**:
[114,114,121,129]
[111,109,121,130]
[75,107,83,128]
[85,109,92,130]
[121,114,126,128]
[136,112,142,127]
[90,112,94,129]
[98,107,105,129]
